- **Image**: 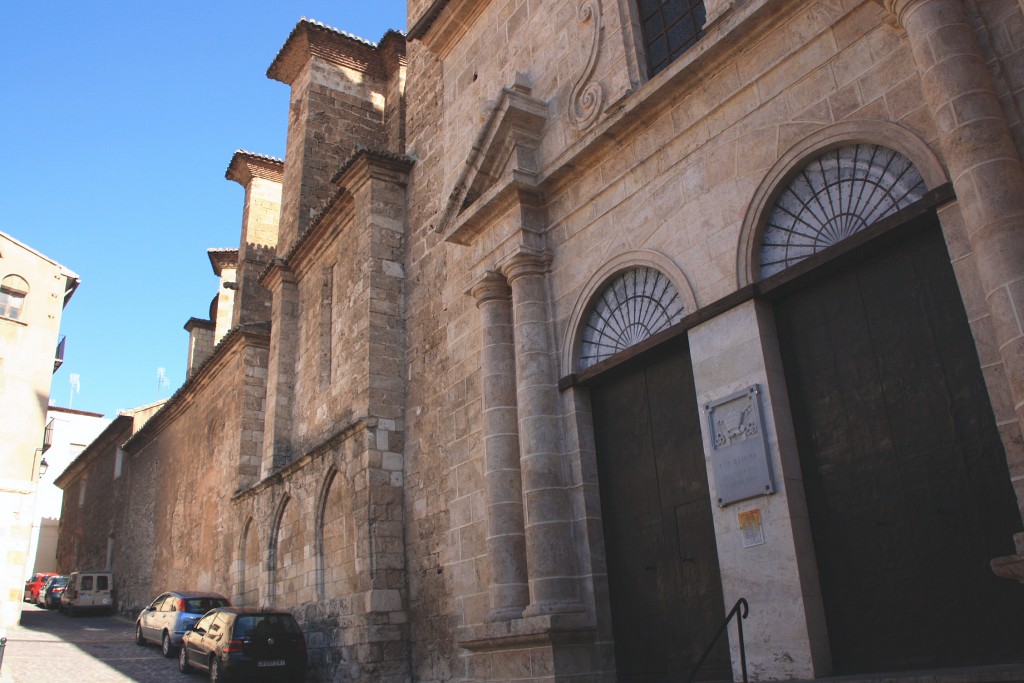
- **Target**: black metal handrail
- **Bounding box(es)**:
[685,597,749,683]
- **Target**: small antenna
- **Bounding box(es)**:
[156,367,168,398]
[69,373,80,408]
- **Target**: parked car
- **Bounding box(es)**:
[37,575,69,609]
[177,607,307,682]
[23,572,58,602]
[59,570,114,616]
[135,591,230,658]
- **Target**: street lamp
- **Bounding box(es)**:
[38,457,48,478]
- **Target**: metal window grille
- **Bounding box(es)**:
[759,144,927,278]
[638,0,707,77]
[578,267,685,369]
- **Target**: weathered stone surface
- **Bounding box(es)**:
[55,3,1024,682]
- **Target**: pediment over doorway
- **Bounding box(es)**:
[436,76,548,245]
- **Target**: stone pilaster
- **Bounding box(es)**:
[268,20,395,255]
[183,318,215,378]
[469,272,529,621]
[208,249,238,344]
[501,251,584,617]
[261,259,299,476]
[882,0,1024,489]
[226,151,283,329]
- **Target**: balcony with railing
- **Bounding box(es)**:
[42,417,54,454]
[54,335,65,373]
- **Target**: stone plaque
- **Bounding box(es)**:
[706,385,775,506]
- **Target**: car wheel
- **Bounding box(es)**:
[162,631,175,658]
[209,656,221,682]
[178,646,190,674]
[135,623,146,646]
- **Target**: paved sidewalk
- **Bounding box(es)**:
[0,605,180,682]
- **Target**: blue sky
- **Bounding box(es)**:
[1,1,407,417]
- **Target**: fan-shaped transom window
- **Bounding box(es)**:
[578,267,685,369]
[758,144,927,279]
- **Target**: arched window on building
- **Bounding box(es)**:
[578,266,686,369]
[0,274,29,320]
[758,143,927,279]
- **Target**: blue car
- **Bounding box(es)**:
[135,591,230,658]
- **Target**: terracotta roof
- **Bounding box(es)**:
[329,146,414,184]
[48,405,105,418]
[267,18,397,84]
[225,150,284,185]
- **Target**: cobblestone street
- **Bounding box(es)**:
[0,605,180,682]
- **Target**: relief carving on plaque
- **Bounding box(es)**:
[706,385,775,507]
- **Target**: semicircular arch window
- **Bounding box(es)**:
[758,144,927,278]
[578,267,685,370]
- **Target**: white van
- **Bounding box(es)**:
[59,570,114,616]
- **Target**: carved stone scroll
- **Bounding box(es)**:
[569,0,605,131]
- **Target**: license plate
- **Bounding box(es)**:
[257,660,285,667]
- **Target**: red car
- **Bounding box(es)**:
[23,573,58,602]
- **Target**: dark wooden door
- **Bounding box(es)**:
[774,223,1024,672]
[591,344,730,683]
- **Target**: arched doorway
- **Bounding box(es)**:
[760,144,1024,672]
[582,267,729,682]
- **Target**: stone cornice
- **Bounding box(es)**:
[437,77,548,245]
[259,148,413,285]
[231,416,375,502]
[507,0,807,214]
[208,248,238,276]
[378,30,409,75]
[408,0,488,57]
[408,0,450,40]
[267,19,400,85]
[183,317,214,332]
[122,322,271,454]
[226,150,284,186]
[260,258,297,292]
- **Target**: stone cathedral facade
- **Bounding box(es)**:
[56,1,1024,681]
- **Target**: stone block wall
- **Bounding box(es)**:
[269,22,402,256]
[53,2,1024,681]
[402,0,1024,680]
[967,0,1024,157]
[114,329,269,615]
[401,36,461,682]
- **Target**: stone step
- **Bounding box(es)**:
[789,664,1024,683]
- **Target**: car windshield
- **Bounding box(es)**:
[53,577,68,587]
[183,597,229,613]
[234,614,301,638]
